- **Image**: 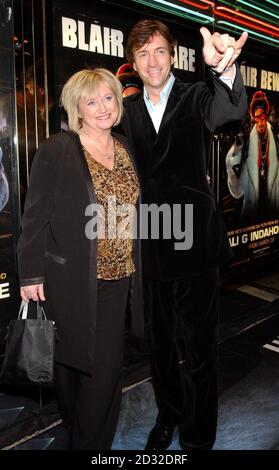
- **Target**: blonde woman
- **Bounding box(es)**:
[17,68,143,450]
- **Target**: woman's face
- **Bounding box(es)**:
[78,81,118,133]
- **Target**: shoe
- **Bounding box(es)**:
[179,439,214,451]
[145,423,175,450]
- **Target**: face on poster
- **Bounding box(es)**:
[220,63,279,263]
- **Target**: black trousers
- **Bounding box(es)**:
[54,277,130,450]
[144,268,219,450]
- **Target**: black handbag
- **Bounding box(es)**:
[0,300,55,386]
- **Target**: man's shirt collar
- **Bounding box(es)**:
[143,73,175,106]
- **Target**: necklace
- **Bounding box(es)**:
[90,137,114,160]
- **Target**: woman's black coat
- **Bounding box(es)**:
[17,131,144,374]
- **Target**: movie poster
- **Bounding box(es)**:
[52,2,202,103]
[52,1,279,267]
[0,0,20,333]
[219,62,279,265]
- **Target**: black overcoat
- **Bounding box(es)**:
[121,66,247,280]
[17,131,144,374]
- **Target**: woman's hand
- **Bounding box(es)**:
[20,283,45,302]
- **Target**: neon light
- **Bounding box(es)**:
[214,11,279,38]
[217,21,279,46]
[132,0,279,46]
[132,0,214,22]
[231,0,279,22]
[265,0,279,6]
[179,0,210,10]
[145,0,212,18]
[216,6,279,33]
[196,0,214,5]
[220,2,279,27]
[179,0,213,9]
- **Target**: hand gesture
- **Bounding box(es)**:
[200,27,248,74]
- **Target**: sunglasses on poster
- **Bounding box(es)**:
[254,113,266,122]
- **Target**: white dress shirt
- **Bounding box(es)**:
[143,66,236,133]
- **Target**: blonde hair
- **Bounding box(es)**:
[60,68,123,133]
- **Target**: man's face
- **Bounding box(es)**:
[254,107,267,137]
[132,33,174,94]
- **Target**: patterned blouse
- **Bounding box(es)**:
[84,137,139,280]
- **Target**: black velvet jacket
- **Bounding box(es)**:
[121,66,247,280]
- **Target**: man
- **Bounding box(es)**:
[120,19,247,450]
[226,90,279,222]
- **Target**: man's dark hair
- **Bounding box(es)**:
[125,19,177,64]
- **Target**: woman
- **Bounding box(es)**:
[17,68,143,450]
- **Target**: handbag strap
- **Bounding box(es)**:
[18,300,47,320]
[18,300,28,319]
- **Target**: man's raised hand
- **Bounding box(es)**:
[200,27,248,74]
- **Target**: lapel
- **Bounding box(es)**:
[131,92,157,139]
[157,77,186,138]
[125,93,156,177]
[246,125,259,198]
[151,78,187,174]
[67,131,97,206]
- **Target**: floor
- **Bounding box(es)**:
[1,266,279,452]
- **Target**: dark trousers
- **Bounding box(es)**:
[144,268,219,450]
[54,277,130,450]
